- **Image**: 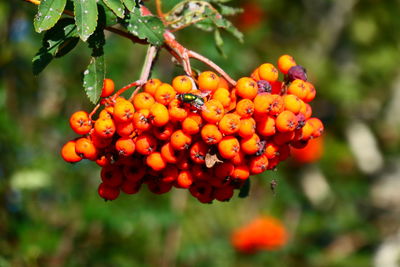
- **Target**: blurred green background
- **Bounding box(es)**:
[2,0,400,266]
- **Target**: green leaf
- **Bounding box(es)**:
[103,0,125,18]
[125,8,165,46]
[214,29,226,57]
[122,0,135,11]
[238,179,250,198]
[87,27,106,57]
[74,0,98,41]
[32,18,79,75]
[34,0,67,33]
[83,56,105,104]
[216,3,243,16]
[98,1,119,27]
[204,6,243,42]
[165,1,243,42]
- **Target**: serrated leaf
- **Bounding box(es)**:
[165,1,243,42]
[88,27,105,57]
[74,0,98,41]
[122,0,135,12]
[98,1,119,27]
[83,56,105,104]
[103,0,125,18]
[125,8,165,46]
[238,179,250,198]
[204,6,243,42]
[32,18,79,75]
[34,0,66,33]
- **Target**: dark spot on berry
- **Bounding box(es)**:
[287,65,307,82]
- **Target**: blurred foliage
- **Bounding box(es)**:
[1,0,400,266]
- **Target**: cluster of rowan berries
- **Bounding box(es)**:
[61,54,324,203]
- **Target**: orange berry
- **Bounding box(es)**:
[258,63,279,82]
[116,121,134,137]
[90,131,112,148]
[101,78,115,98]
[152,122,174,141]
[198,71,220,92]
[149,103,169,127]
[133,92,155,110]
[250,67,261,81]
[236,77,258,100]
[308,118,324,138]
[304,82,316,102]
[217,77,230,90]
[238,117,256,138]
[172,75,193,93]
[170,129,192,150]
[219,113,241,135]
[124,164,146,182]
[101,165,124,187]
[277,55,297,74]
[283,94,302,114]
[240,133,261,155]
[182,117,201,135]
[113,99,135,122]
[276,110,298,132]
[212,88,231,108]
[218,136,240,159]
[69,111,92,135]
[75,137,98,160]
[98,182,120,200]
[135,134,157,155]
[249,154,269,174]
[161,165,179,183]
[133,109,151,131]
[232,165,250,180]
[287,79,308,100]
[121,180,141,195]
[214,162,235,179]
[154,83,176,105]
[115,137,135,156]
[214,186,234,201]
[273,131,296,145]
[94,117,116,138]
[161,142,180,164]
[99,109,112,119]
[253,93,284,115]
[190,141,208,164]
[144,78,162,96]
[168,99,188,122]
[202,99,224,123]
[230,151,247,166]
[146,152,166,171]
[236,99,255,118]
[256,115,276,136]
[176,170,193,188]
[61,140,82,163]
[291,136,324,163]
[201,124,223,145]
[264,142,280,159]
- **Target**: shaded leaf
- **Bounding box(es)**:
[238,179,250,198]
[83,56,105,104]
[34,0,66,33]
[98,1,119,27]
[125,7,165,46]
[74,0,98,41]
[32,18,78,75]
[122,0,136,12]
[88,28,105,57]
[103,0,125,18]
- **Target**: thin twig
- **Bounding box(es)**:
[189,50,237,87]
[155,0,166,24]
